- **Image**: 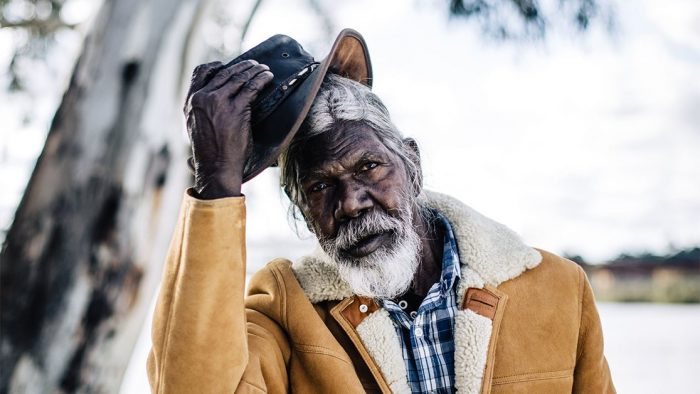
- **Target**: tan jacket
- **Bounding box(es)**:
[148,190,615,393]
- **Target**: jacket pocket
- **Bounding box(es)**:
[491,369,573,393]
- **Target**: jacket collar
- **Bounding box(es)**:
[292,191,542,394]
[292,190,542,303]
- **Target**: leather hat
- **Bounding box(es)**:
[222,28,372,183]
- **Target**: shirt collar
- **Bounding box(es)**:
[434,210,461,297]
[379,210,462,310]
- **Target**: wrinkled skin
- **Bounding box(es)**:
[184,65,443,299]
[184,59,274,199]
[296,123,444,299]
[297,123,410,253]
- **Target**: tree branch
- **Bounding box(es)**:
[238,0,264,50]
[0,15,76,33]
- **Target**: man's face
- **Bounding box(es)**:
[296,122,421,298]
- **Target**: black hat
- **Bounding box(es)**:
[223,28,372,183]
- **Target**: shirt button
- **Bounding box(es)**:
[398,300,408,309]
[410,311,417,319]
[359,304,368,313]
[414,327,423,337]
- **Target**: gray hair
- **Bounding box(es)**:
[279,74,422,216]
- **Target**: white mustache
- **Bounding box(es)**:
[328,209,404,252]
[313,193,422,299]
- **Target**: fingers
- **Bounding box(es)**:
[186,61,223,101]
[185,60,271,114]
[218,66,274,103]
[202,59,262,92]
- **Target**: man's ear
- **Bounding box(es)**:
[402,137,423,195]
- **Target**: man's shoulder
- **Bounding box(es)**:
[248,257,338,305]
[494,249,589,341]
[499,249,586,298]
[247,258,296,293]
[534,248,585,277]
[245,258,316,320]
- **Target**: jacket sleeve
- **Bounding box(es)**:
[147,190,290,393]
[573,268,616,393]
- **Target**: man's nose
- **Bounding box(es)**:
[334,182,373,221]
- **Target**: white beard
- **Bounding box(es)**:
[316,202,422,299]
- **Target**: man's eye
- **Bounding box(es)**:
[360,162,379,172]
[311,182,329,192]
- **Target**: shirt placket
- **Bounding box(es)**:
[380,211,461,394]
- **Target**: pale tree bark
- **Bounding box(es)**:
[0,0,218,392]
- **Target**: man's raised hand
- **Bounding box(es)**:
[183,59,274,199]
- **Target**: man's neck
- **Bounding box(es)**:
[408,208,444,298]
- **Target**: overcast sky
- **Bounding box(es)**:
[1,0,698,264]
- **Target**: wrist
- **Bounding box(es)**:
[195,175,242,200]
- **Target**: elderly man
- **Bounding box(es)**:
[148,30,614,393]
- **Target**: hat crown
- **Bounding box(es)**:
[226,34,316,109]
[220,29,372,183]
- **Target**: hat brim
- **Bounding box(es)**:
[242,28,373,183]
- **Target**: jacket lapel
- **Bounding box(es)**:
[328,285,510,394]
[292,191,542,394]
[454,278,508,394]
[330,296,411,393]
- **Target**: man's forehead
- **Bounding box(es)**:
[296,123,388,174]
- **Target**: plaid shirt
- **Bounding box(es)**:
[381,212,461,393]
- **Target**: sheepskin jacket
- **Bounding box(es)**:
[147,190,615,394]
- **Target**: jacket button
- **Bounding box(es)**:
[359,304,369,313]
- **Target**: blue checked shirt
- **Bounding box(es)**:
[381,212,461,394]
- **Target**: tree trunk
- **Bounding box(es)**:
[0,0,213,391]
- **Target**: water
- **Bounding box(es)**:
[598,303,700,393]
[121,302,700,393]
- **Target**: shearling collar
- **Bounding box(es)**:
[292,190,542,303]
[291,191,543,394]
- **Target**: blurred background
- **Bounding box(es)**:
[1,0,699,392]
